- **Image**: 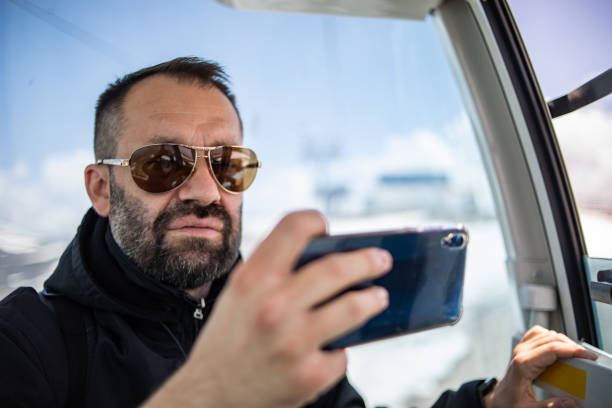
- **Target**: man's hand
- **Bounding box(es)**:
[145,211,392,408]
[484,325,598,408]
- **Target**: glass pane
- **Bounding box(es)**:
[585,258,612,352]
[1,1,518,406]
[509,0,612,354]
[554,104,612,259]
[508,0,612,258]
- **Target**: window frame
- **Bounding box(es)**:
[434,0,597,344]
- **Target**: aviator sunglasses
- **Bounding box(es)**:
[97,144,261,194]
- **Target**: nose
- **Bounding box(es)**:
[175,155,221,204]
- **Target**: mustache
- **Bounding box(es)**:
[152,202,232,237]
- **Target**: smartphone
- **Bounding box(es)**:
[295,226,468,349]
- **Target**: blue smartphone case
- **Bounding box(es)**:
[295,226,468,349]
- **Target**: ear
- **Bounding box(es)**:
[85,164,111,217]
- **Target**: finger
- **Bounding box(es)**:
[545,332,598,360]
[288,248,392,309]
[512,341,591,381]
[529,396,579,408]
[247,210,328,276]
[514,330,554,357]
[297,349,348,393]
[534,336,597,361]
[306,286,389,345]
[574,347,598,360]
[515,329,584,355]
[520,325,548,342]
[525,331,564,351]
[515,331,598,361]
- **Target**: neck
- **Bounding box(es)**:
[186,282,213,300]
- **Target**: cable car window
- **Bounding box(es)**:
[2,1,519,406]
[509,0,612,353]
[508,0,612,259]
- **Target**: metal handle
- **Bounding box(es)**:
[590,281,612,305]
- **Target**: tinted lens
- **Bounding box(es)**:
[209,146,259,192]
[129,144,195,193]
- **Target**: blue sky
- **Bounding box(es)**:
[2,0,460,169]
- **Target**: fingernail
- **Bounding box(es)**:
[376,249,392,269]
[579,347,598,360]
[375,287,389,305]
[560,397,577,408]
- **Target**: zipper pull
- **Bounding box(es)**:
[193,297,206,320]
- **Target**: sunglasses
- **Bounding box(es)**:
[96,144,261,194]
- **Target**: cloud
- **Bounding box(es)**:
[378,129,454,170]
[0,149,92,240]
[243,118,496,222]
[553,107,612,211]
[0,113,497,245]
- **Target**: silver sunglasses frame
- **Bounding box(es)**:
[96,143,261,194]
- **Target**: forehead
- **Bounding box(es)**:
[119,74,242,153]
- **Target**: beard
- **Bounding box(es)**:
[108,175,241,291]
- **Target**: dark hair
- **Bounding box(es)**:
[94,57,242,160]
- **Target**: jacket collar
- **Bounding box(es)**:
[44,208,232,322]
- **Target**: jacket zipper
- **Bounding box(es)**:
[193,297,206,320]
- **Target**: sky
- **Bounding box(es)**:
[1,0,460,166]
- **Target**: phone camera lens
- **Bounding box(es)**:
[441,233,466,249]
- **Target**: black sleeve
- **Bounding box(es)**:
[0,288,68,408]
[303,376,365,408]
[431,379,486,408]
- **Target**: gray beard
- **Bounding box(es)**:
[108,176,240,291]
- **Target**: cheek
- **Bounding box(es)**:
[222,195,243,227]
[134,192,175,226]
[115,165,136,186]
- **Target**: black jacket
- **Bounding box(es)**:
[0,209,486,407]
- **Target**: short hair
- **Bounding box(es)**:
[94,57,242,160]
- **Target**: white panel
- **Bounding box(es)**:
[215,0,441,20]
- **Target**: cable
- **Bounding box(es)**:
[7,0,130,66]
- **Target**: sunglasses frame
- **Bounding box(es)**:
[96,143,261,194]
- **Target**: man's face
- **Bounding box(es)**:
[108,75,243,290]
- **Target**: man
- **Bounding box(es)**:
[0,57,596,408]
